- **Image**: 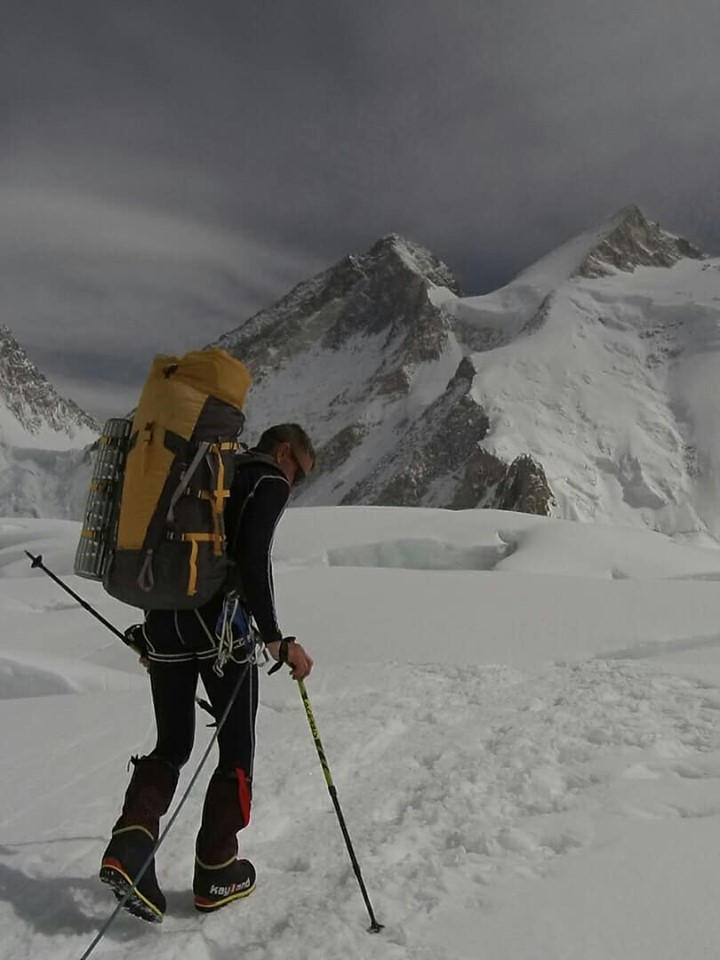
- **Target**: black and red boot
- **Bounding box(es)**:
[193,766,256,912]
[99,756,179,923]
[193,855,256,912]
[100,827,166,923]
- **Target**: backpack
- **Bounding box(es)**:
[74,348,251,610]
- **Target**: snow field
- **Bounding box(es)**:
[1,511,720,958]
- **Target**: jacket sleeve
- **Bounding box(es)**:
[228,473,290,643]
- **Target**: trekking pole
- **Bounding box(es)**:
[296,678,383,933]
[25,552,218,717]
[25,552,128,643]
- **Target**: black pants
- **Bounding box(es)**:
[142,604,259,777]
[110,605,258,863]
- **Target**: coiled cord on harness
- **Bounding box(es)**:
[213,591,253,676]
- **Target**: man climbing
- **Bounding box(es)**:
[99,423,315,922]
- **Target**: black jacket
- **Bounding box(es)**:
[221,452,290,643]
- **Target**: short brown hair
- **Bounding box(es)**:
[255,423,315,465]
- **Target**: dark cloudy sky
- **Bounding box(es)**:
[2,0,719,418]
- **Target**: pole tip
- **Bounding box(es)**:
[368,921,384,934]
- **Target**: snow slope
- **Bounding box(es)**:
[2,510,720,958]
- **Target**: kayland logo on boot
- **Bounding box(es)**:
[209,878,252,896]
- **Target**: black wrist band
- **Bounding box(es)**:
[268,637,294,675]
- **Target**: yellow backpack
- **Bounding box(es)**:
[75,348,251,610]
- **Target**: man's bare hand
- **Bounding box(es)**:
[266,638,314,680]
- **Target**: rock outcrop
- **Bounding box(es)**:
[576,205,702,278]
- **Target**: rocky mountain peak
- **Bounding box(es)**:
[576,205,703,278]
[0,325,99,443]
[365,234,462,293]
[215,235,462,379]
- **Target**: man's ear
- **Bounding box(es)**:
[275,441,291,466]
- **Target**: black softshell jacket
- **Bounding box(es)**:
[221,455,291,643]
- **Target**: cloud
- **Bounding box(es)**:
[0,185,323,415]
[44,367,140,422]
[0,185,319,279]
[1,0,719,415]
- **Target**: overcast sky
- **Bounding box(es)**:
[2,0,719,418]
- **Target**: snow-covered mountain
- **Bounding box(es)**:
[446,206,716,539]
[0,326,98,517]
[214,235,554,516]
[216,207,719,541]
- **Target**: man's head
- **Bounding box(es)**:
[255,423,315,488]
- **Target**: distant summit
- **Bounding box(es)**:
[0,325,98,518]
[576,205,703,278]
[215,233,461,376]
[214,234,554,517]
[0,326,98,447]
[366,234,461,292]
[511,205,703,297]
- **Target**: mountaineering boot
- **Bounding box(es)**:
[193,855,256,912]
[100,827,165,922]
[99,755,179,922]
[194,765,255,911]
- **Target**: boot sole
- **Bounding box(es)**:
[194,883,256,913]
[100,860,164,923]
